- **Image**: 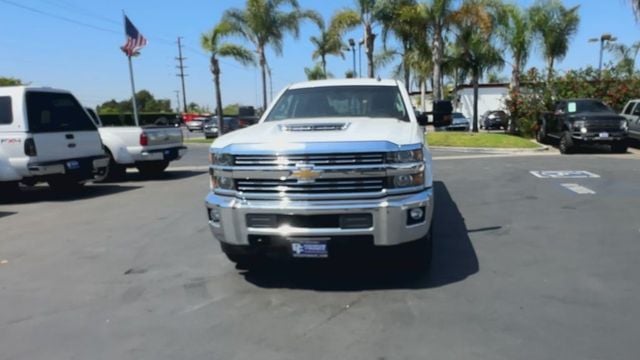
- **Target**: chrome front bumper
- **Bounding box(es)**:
[205,188,434,247]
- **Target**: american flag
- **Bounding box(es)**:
[121,16,147,57]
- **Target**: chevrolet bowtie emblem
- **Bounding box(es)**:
[291,165,321,183]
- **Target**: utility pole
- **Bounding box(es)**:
[348,38,356,77]
[173,90,181,113]
[176,37,188,113]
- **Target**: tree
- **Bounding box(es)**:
[310,18,345,77]
[530,0,580,82]
[498,3,533,132]
[304,63,328,80]
[0,77,23,86]
[97,90,172,113]
[222,0,320,109]
[427,0,456,100]
[606,41,640,77]
[452,0,504,132]
[201,21,255,134]
[330,0,383,78]
[377,0,428,90]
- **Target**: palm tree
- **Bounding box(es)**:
[200,22,255,133]
[310,19,345,77]
[529,0,580,82]
[606,41,640,77]
[304,63,328,80]
[378,0,428,90]
[427,0,456,100]
[330,0,382,78]
[497,3,532,132]
[452,0,504,132]
[222,0,320,109]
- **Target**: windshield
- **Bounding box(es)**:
[264,85,409,122]
[569,100,614,114]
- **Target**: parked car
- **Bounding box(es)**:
[0,86,108,195]
[85,108,186,180]
[203,118,220,139]
[446,112,470,131]
[619,99,640,141]
[186,117,207,132]
[480,110,508,130]
[206,78,445,270]
[536,98,628,154]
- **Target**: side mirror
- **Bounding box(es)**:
[416,113,429,126]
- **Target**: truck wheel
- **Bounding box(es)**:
[47,177,85,192]
[98,150,126,182]
[136,161,169,177]
[559,132,575,154]
[536,127,549,144]
[611,142,628,154]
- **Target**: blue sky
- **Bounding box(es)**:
[0,0,637,110]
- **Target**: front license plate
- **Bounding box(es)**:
[599,132,609,138]
[291,239,329,258]
[66,160,80,170]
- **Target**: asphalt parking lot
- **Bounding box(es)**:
[1,145,639,360]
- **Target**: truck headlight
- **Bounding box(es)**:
[210,175,234,190]
[386,149,423,163]
[621,120,628,132]
[580,127,588,134]
[209,152,234,166]
[390,172,424,188]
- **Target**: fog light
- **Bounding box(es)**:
[580,127,587,134]
[407,207,425,225]
[409,208,424,220]
[394,174,413,187]
[209,208,221,223]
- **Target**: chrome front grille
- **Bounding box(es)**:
[234,153,385,166]
[236,178,385,194]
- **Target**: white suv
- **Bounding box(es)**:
[0,86,108,195]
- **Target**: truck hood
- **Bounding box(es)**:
[211,118,423,151]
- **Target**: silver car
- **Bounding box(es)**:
[186,117,207,132]
[447,112,470,131]
[203,119,219,139]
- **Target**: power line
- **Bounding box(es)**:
[33,0,121,26]
[0,0,121,35]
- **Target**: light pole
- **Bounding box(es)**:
[589,33,617,77]
[348,38,357,77]
[358,39,364,78]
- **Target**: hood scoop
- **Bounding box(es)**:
[279,122,350,132]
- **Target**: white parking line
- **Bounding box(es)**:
[561,183,596,195]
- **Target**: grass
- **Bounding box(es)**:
[185,138,215,144]
[426,132,539,148]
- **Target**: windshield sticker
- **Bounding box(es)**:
[567,102,577,113]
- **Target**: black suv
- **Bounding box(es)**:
[536,99,629,154]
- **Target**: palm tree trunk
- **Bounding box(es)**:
[508,62,520,134]
[403,41,410,91]
[472,68,480,133]
[432,25,443,100]
[212,56,224,135]
[321,55,327,78]
[420,79,426,112]
[365,23,375,78]
[259,47,268,110]
[546,56,554,83]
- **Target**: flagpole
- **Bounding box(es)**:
[123,10,140,127]
[127,54,140,127]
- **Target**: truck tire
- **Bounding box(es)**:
[136,161,169,177]
[536,126,549,144]
[47,177,85,192]
[97,150,126,182]
[559,131,575,154]
[611,142,628,154]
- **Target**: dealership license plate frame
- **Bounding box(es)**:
[290,237,330,258]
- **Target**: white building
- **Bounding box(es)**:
[453,83,509,120]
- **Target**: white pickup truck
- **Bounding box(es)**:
[619,99,640,141]
[0,86,108,195]
[205,79,439,270]
[85,109,186,180]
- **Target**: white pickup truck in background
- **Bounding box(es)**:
[85,108,186,180]
[0,86,108,195]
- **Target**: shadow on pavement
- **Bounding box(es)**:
[2,184,140,205]
[242,181,479,291]
[0,211,17,219]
